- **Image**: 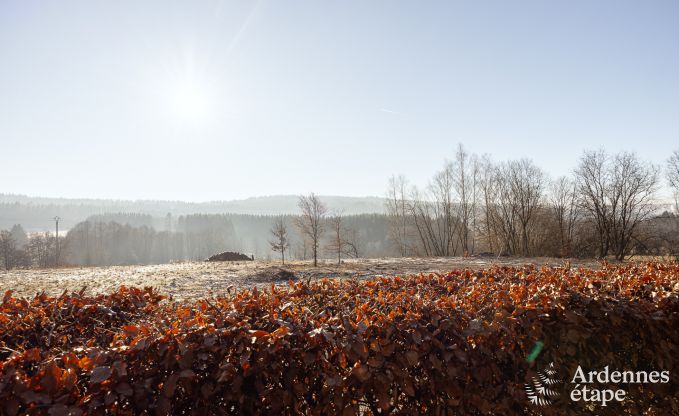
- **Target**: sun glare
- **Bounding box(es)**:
[171,82,211,123]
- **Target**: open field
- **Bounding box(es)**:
[0,256,603,300]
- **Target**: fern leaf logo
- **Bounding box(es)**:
[525,362,562,406]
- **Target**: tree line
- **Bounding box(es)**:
[3,147,679,270]
[385,146,679,260]
[0,225,61,270]
[0,212,390,270]
[269,193,365,267]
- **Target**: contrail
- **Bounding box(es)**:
[225,0,264,58]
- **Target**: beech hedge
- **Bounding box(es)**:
[0,263,677,415]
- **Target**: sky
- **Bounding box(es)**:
[1,0,678,202]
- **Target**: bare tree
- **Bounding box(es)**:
[609,152,659,260]
[490,162,520,255]
[574,150,612,258]
[9,225,28,249]
[475,159,546,257]
[407,161,462,257]
[343,227,361,258]
[0,230,17,270]
[269,216,289,265]
[575,150,659,260]
[452,144,477,254]
[550,176,579,257]
[407,186,432,256]
[668,149,679,213]
[469,153,481,253]
[385,175,411,256]
[295,193,327,267]
[508,159,546,256]
[431,161,460,256]
[326,212,347,264]
[27,233,49,268]
[477,155,499,253]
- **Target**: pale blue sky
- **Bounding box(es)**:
[1,1,678,201]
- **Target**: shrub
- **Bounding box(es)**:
[0,263,677,415]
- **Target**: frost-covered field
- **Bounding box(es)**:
[0,257,601,300]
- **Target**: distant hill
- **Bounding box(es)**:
[0,194,387,231]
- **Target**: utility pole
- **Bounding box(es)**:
[53,216,60,267]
